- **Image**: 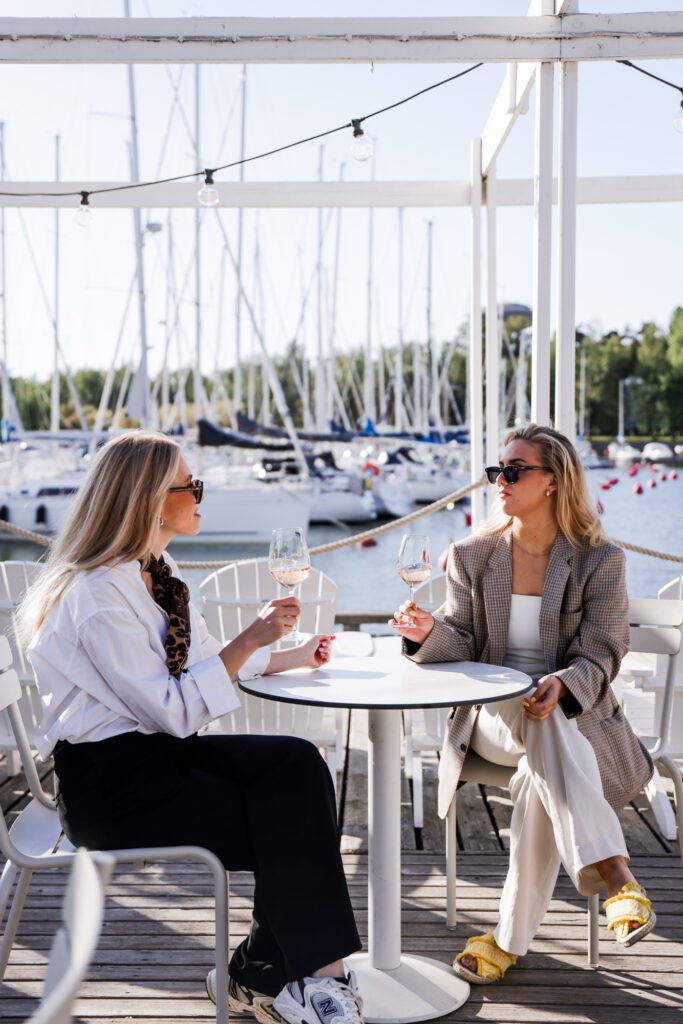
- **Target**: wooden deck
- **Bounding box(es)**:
[1,714,682,1023]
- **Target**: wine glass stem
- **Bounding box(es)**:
[288,587,299,642]
[409,585,415,604]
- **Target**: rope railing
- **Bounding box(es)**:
[0,481,681,568]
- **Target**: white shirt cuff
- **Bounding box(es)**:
[238,646,271,681]
[187,655,241,720]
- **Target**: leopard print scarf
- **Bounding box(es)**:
[145,554,191,676]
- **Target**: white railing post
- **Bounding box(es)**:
[485,163,500,470]
[530,60,554,426]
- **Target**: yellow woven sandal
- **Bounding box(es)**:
[603,882,656,947]
[453,932,517,985]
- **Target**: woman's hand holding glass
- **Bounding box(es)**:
[247,596,301,646]
[388,601,435,645]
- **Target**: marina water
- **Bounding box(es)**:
[0,465,681,614]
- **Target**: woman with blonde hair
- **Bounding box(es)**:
[391,423,655,984]
[21,431,364,1024]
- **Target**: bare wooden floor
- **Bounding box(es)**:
[1,714,682,1024]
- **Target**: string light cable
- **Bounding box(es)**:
[618,58,683,133]
[0,62,484,218]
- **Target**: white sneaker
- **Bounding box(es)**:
[205,969,281,1024]
[272,972,364,1024]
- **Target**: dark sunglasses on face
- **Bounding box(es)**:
[168,478,204,504]
[484,465,552,485]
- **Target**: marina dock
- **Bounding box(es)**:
[1,716,680,1024]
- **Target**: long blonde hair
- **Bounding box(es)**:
[479,423,607,547]
[19,431,181,641]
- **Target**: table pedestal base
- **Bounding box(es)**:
[347,952,470,1023]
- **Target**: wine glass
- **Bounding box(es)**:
[269,527,311,643]
[397,533,432,604]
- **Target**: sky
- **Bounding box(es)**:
[1,0,682,387]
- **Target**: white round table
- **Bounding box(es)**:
[240,636,532,1023]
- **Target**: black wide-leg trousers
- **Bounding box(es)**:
[54,731,361,996]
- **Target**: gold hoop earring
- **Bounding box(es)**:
[159,516,164,526]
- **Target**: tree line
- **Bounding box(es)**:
[5,306,683,439]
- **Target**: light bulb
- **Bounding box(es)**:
[75,193,92,228]
[674,101,683,134]
[351,119,373,162]
[197,169,220,207]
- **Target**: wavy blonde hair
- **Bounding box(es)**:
[479,423,607,547]
[19,431,182,641]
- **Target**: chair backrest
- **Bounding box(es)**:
[29,849,113,1024]
[200,560,337,736]
[0,636,55,815]
[628,596,683,755]
[0,561,45,751]
[413,573,447,612]
[200,559,337,647]
[659,576,683,601]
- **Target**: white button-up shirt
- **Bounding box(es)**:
[28,553,270,759]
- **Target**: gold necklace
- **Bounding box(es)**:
[512,535,555,557]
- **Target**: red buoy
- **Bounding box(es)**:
[357,537,378,548]
[670,470,678,480]
[628,465,638,477]
[633,483,643,495]
[660,473,667,482]
[647,479,657,489]
[609,477,619,485]
[464,512,472,527]
[600,483,611,491]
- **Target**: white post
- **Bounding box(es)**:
[530,60,554,427]
[485,164,499,469]
[469,139,485,528]
[51,134,60,433]
[555,58,579,440]
[396,208,404,431]
[427,220,441,429]
[578,344,586,438]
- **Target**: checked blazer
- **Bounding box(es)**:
[404,528,653,819]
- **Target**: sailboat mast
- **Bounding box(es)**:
[315,145,327,431]
[51,134,60,433]
[194,64,203,424]
[234,65,247,413]
[363,151,376,424]
[427,220,440,429]
[124,0,150,428]
[395,208,404,432]
[0,122,10,428]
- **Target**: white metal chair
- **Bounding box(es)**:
[200,560,343,796]
[403,574,447,827]
[0,636,232,1024]
[444,596,683,966]
[0,561,45,772]
[28,848,113,1024]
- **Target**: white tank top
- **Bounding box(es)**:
[503,594,546,680]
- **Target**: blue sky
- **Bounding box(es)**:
[2,1,682,383]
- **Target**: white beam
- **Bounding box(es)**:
[469,139,484,528]
[3,175,683,209]
[530,61,554,427]
[1,15,683,63]
[485,165,500,469]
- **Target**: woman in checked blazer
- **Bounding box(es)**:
[391,424,656,985]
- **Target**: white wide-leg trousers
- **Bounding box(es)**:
[468,694,628,957]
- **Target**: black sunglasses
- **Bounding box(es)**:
[168,478,204,504]
[484,465,552,485]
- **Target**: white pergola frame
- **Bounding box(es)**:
[2,1,683,526]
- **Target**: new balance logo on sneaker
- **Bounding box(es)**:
[272,972,364,1024]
